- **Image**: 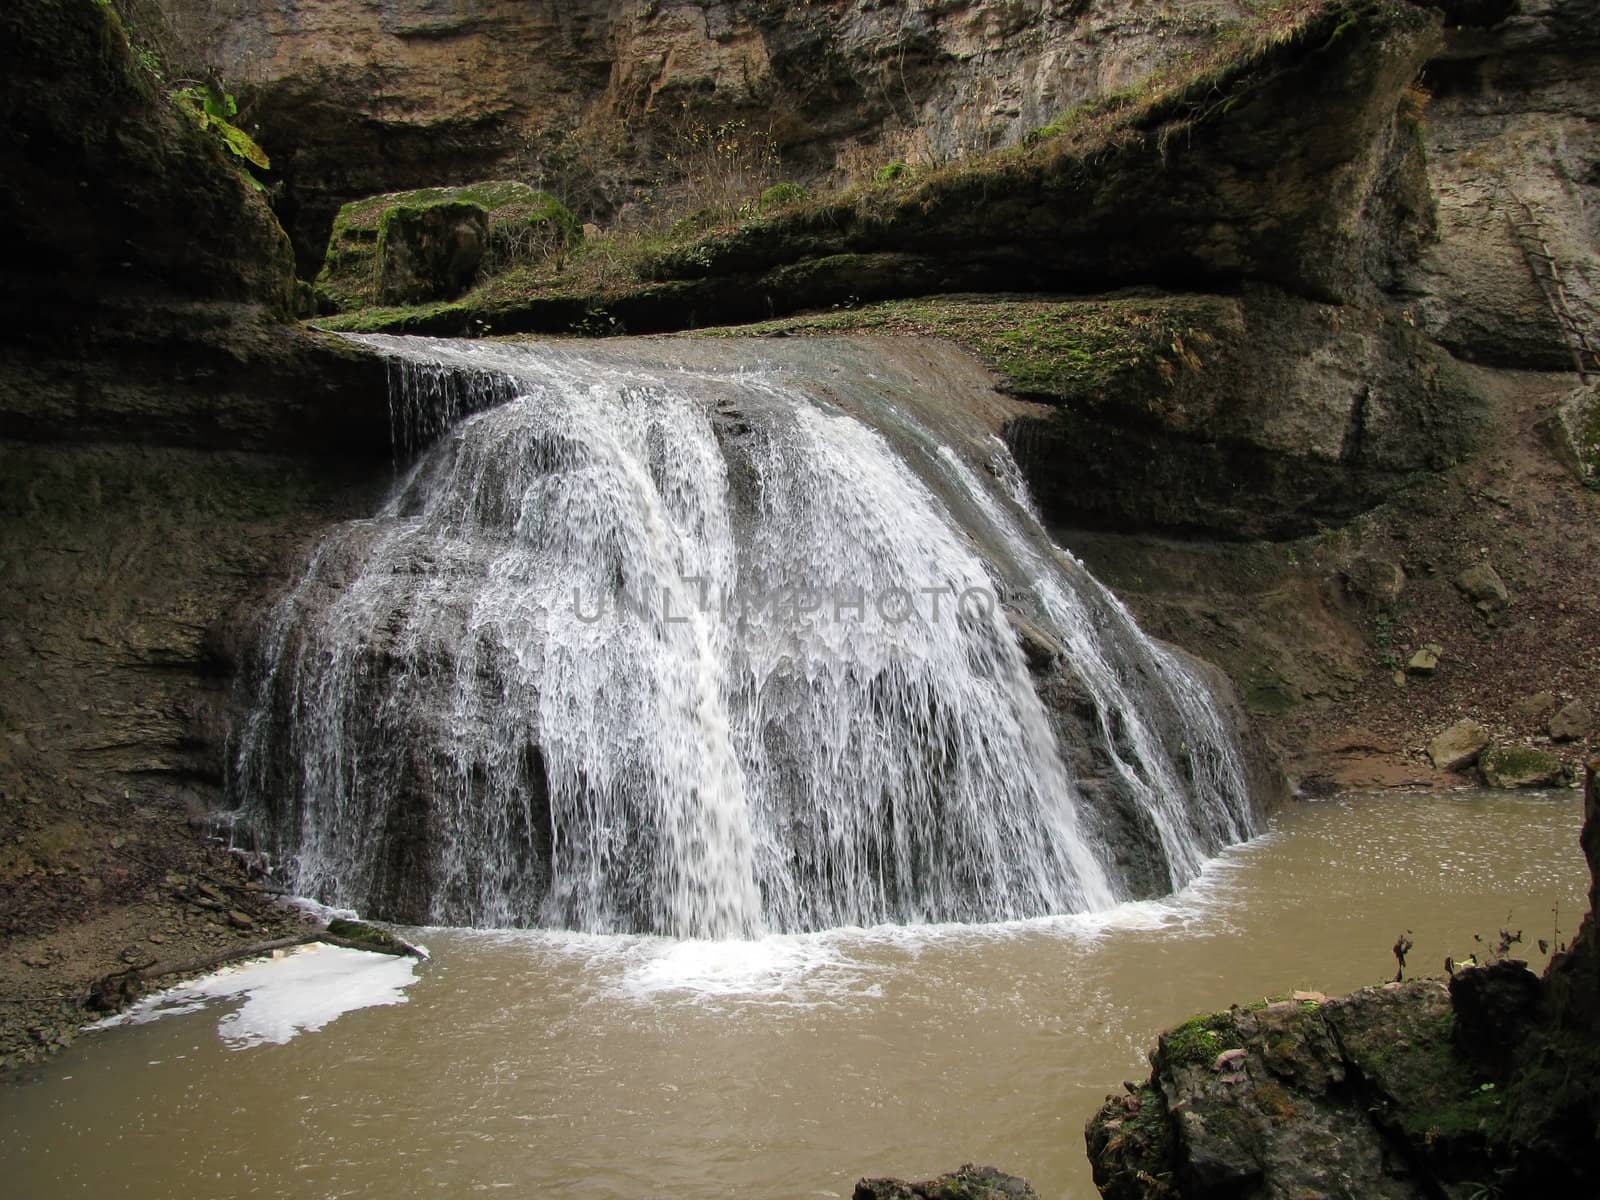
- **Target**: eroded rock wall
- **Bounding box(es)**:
[156,0,1264,269]
[1403,0,1600,372]
[0,1,391,1030]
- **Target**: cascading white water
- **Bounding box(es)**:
[230,336,1257,937]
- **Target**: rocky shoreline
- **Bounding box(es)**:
[1083,759,1600,1197]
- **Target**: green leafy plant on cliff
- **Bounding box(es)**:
[172,83,270,190]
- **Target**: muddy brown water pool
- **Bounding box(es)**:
[2,790,1587,1199]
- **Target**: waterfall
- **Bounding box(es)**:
[230,336,1257,936]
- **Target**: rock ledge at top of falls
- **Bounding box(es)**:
[1084,758,1600,1198]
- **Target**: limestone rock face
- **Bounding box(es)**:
[160,0,614,272]
[1003,291,1483,540]
[158,0,1293,269]
[0,2,394,1006]
[1427,717,1490,770]
[1400,0,1600,372]
[155,0,1598,378]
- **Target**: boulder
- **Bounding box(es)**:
[316,181,581,311]
[1344,557,1407,607]
[1479,744,1564,789]
[1086,766,1600,1197]
[1542,378,1600,484]
[1454,563,1510,612]
[1427,719,1490,770]
[1407,642,1442,675]
[376,200,488,306]
[1514,691,1559,723]
[1087,983,1461,1200]
[1550,700,1593,743]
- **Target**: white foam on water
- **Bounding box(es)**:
[88,943,419,1049]
[615,935,877,1004]
[418,823,1280,1010]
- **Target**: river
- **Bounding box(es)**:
[2,788,1586,1199]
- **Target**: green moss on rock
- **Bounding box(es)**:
[316,182,581,312]
[324,917,417,957]
[1479,744,1564,789]
[723,293,1205,405]
[1157,1010,1246,1069]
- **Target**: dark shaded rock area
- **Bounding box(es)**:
[855,1164,1038,1200]
[1085,760,1600,1197]
[1001,291,1483,541]
[0,0,293,320]
[0,0,393,1071]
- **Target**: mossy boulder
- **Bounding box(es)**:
[1089,764,1600,1198]
[377,200,488,305]
[316,181,580,311]
[854,1164,1037,1199]
[1479,744,1564,789]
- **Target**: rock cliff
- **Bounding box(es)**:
[157,0,1267,271]
[0,0,390,1069]
[154,0,1598,381]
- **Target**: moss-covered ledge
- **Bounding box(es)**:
[695,289,1482,540]
[319,284,1482,540]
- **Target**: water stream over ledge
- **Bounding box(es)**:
[227,335,1255,935]
[3,789,1586,1199]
